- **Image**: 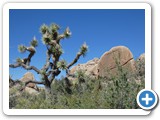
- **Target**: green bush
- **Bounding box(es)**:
[9,58,144,109]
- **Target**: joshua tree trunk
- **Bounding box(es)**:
[44,78,52,98]
[45,84,51,99]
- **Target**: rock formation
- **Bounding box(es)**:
[136,53,145,76]
[70,58,99,77]
[97,46,135,77]
[24,87,39,94]
[138,53,145,61]
[70,46,136,79]
[20,72,39,92]
[9,72,39,95]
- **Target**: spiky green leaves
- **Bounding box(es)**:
[80,42,88,57]
[75,69,86,83]
[40,23,71,44]
[75,70,85,78]
[64,27,71,38]
[18,45,26,53]
[40,69,46,75]
[18,37,38,53]
[42,36,51,45]
[16,57,23,63]
[40,24,49,34]
[40,23,60,35]
[51,46,63,56]
[57,60,67,70]
[50,23,60,33]
[30,36,38,47]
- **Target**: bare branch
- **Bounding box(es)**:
[25,80,44,86]
[21,63,41,74]
[9,76,21,83]
[67,43,88,69]
[57,34,65,43]
[46,69,58,76]
[9,63,21,68]
[24,47,36,66]
[10,62,41,74]
[9,76,22,88]
[67,52,82,69]
[42,50,51,71]
[48,69,61,82]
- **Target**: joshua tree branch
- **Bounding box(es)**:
[9,63,21,68]
[67,52,82,69]
[46,69,58,76]
[9,76,21,83]
[22,46,36,66]
[48,69,61,82]
[21,63,41,74]
[25,80,44,86]
[42,50,51,71]
[9,76,22,88]
[49,74,55,83]
[25,52,35,66]
[57,34,65,43]
[9,63,40,74]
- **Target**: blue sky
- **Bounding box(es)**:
[9,9,145,81]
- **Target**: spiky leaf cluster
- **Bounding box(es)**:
[51,46,63,56]
[80,42,88,57]
[64,27,71,38]
[30,37,38,47]
[16,57,23,63]
[75,69,85,79]
[40,69,46,75]
[40,24,49,34]
[18,45,26,53]
[42,36,51,45]
[75,69,86,84]
[41,23,60,44]
[50,23,60,33]
[57,60,67,70]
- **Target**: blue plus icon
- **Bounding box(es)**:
[142,93,153,105]
[137,89,158,110]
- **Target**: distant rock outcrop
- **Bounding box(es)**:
[20,72,35,88]
[20,72,39,92]
[138,53,145,61]
[9,72,39,95]
[70,58,99,77]
[70,46,136,79]
[136,53,145,76]
[97,46,135,77]
[24,87,39,94]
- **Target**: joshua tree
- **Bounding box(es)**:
[9,23,88,95]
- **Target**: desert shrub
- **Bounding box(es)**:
[135,57,145,76]
[9,87,19,109]
[104,57,145,109]
[105,70,143,109]
[9,57,144,109]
